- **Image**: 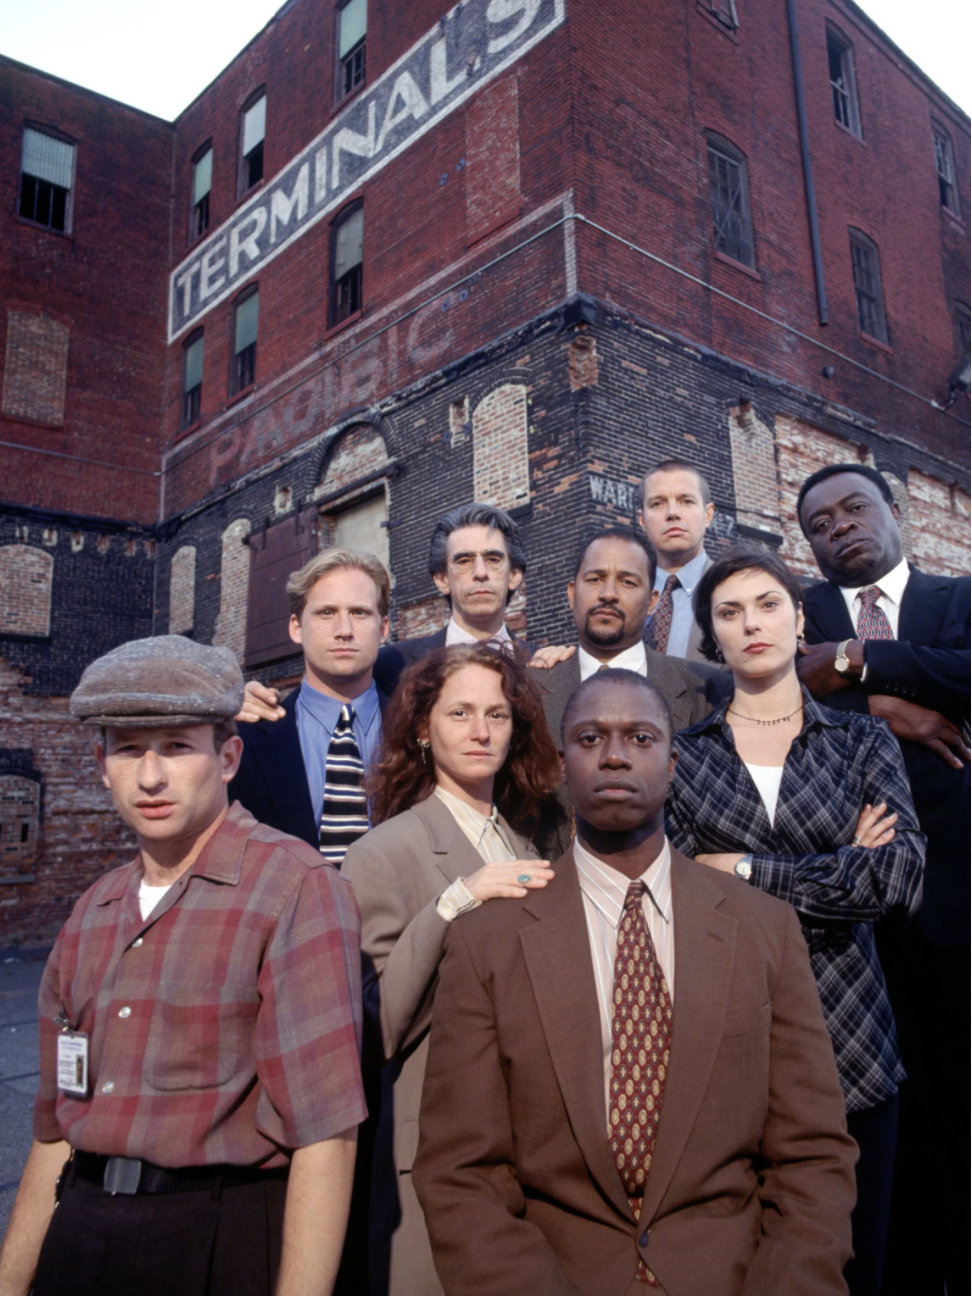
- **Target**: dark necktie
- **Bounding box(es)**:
[646,575,679,654]
[318,705,368,867]
[856,586,894,642]
[608,882,673,1286]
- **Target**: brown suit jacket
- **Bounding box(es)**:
[413,849,856,1296]
[536,650,732,859]
[342,793,538,1296]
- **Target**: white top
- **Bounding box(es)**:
[578,639,648,682]
[838,556,909,640]
[444,618,514,651]
[743,763,785,827]
[433,787,518,923]
[573,837,675,1119]
[138,880,174,921]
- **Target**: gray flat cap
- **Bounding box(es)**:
[70,635,244,728]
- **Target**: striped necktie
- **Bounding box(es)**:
[318,705,369,866]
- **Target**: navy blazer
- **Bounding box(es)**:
[801,566,970,945]
[374,626,539,697]
[229,684,390,850]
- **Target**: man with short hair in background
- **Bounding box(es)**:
[0,635,364,1296]
[637,459,715,662]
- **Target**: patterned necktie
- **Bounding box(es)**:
[856,586,894,641]
[318,705,368,867]
[646,575,679,654]
[609,882,673,1286]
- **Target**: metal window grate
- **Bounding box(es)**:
[707,145,753,268]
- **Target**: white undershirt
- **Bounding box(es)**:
[138,880,174,920]
[743,764,784,827]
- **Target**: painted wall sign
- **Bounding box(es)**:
[589,473,637,515]
[167,0,566,341]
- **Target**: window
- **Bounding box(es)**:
[232,288,258,392]
[703,0,738,30]
[337,0,367,101]
[182,329,204,428]
[956,303,971,357]
[849,230,887,344]
[932,127,959,216]
[706,138,754,269]
[827,28,861,137]
[240,93,266,194]
[330,203,364,326]
[191,145,212,237]
[19,127,75,233]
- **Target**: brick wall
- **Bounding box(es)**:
[0,545,53,637]
[908,469,972,579]
[213,519,252,662]
[472,383,530,512]
[168,545,196,634]
[1,312,69,426]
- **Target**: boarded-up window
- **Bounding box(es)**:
[245,511,317,667]
[169,545,196,634]
[213,518,251,662]
[472,384,530,512]
[465,75,521,244]
[2,311,70,427]
[0,775,41,872]
[325,492,389,570]
[0,545,53,637]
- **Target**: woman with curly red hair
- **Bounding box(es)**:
[342,643,559,1296]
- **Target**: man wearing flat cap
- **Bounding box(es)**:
[0,636,366,1296]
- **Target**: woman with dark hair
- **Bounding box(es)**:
[665,545,924,1296]
[342,643,559,1296]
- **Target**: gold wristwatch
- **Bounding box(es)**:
[834,638,854,674]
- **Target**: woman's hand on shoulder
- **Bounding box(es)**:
[465,860,554,902]
[853,802,898,849]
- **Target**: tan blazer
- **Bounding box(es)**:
[413,848,857,1296]
[342,793,538,1296]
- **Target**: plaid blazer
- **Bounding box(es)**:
[666,689,925,1113]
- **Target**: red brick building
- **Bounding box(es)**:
[1,0,969,940]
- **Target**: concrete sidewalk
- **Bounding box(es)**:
[0,947,49,1238]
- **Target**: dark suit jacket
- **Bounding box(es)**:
[536,649,733,859]
[802,567,970,945]
[413,849,856,1296]
[374,625,539,697]
[228,685,389,850]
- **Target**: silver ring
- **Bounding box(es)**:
[517,874,531,884]
[852,835,862,846]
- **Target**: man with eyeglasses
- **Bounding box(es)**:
[372,503,538,695]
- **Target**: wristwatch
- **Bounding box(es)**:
[834,638,854,674]
[734,854,753,882]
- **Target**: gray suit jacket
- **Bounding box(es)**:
[342,794,537,1295]
[536,649,732,859]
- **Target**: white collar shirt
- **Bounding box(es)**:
[573,837,675,1120]
[839,557,910,640]
[578,640,648,682]
[445,618,514,652]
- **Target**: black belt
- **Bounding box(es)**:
[72,1150,288,1196]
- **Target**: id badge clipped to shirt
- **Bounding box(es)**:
[55,1009,89,1098]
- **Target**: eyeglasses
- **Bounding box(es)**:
[447,550,509,571]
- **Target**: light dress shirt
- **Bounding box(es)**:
[574,836,675,1118]
[578,640,648,682]
[839,557,909,640]
[434,786,517,921]
[445,618,514,651]
[650,547,709,658]
[296,679,382,821]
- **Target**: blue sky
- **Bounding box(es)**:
[1,0,968,120]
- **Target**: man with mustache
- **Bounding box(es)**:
[414,669,856,1294]
[536,528,730,856]
[796,463,970,1296]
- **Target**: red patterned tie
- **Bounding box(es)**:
[646,575,679,654]
[856,586,894,641]
[608,882,673,1286]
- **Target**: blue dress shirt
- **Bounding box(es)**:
[650,547,709,658]
[296,679,382,821]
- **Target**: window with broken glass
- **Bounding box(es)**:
[19,127,75,233]
[827,29,861,137]
[933,128,959,215]
[232,288,259,393]
[704,0,738,30]
[330,203,364,326]
[707,141,754,269]
[182,329,204,428]
[849,231,888,344]
[192,146,212,238]
[240,94,266,194]
[337,0,367,101]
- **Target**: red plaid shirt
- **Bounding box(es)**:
[34,802,366,1168]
